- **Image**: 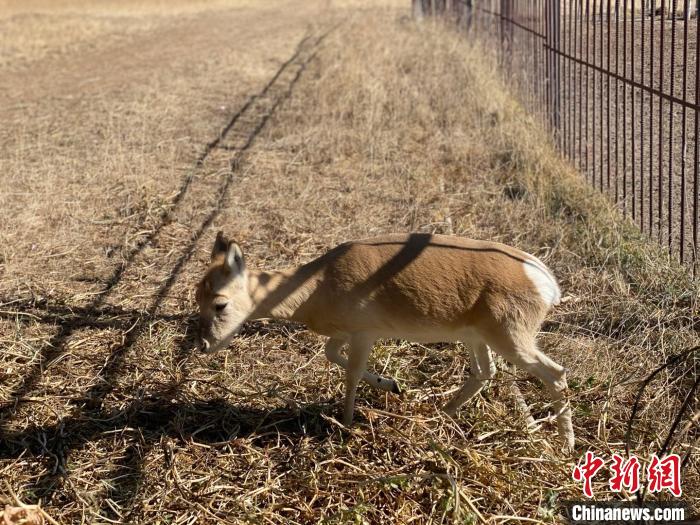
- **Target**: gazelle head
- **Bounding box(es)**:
[195,231,253,352]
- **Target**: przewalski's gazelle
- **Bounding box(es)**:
[195,232,574,450]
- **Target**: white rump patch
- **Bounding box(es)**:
[522,258,561,306]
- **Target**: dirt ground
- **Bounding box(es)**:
[0,1,698,523]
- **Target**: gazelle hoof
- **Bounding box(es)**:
[442,404,458,418]
[559,433,576,455]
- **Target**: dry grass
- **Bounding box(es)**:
[0,0,309,69]
[0,0,254,16]
[0,1,698,523]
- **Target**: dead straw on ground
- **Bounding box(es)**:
[0,1,698,523]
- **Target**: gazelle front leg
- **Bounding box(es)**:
[325,338,401,393]
[342,334,375,426]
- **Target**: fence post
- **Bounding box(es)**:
[546,0,562,139]
[499,0,513,74]
[413,0,426,19]
[464,0,473,30]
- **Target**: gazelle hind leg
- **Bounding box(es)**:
[342,334,374,426]
[443,342,495,416]
[486,331,575,452]
[325,338,400,394]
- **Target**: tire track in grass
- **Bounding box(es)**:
[0,31,317,419]
[0,27,334,520]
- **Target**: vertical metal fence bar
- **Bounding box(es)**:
[535,0,539,122]
[649,1,655,235]
[559,0,564,151]
[599,0,604,192]
[532,0,536,122]
[528,0,540,117]
[511,3,516,97]
[587,0,592,180]
[544,0,549,128]
[543,0,553,132]
[630,0,645,231]
[562,0,566,154]
[519,2,525,112]
[586,0,597,187]
[529,0,542,124]
[546,0,552,132]
[554,0,562,142]
[552,0,556,135]
[536,0,540,118]
[557,0,562,144]
[579,0,585,173]
[564,0,569,156]
[524,1,528,108]
[519,2,523,101]
[470,0,475,35]
[668,0,677,253]
[623,0,629,213]
[500,0,506,67]
[539,0,542,126]
[529,0,534,114]
[574,0,578,161]
[658,1,665,243]
[577,0,580,154]
[507,3,512,93]
[694,4,700,273]
[538,0,542,116]
[594,0,599,189]
[569,0,575,161]
[600,0,612,193]
[555,0,559,145]
[614,0,619,203]
[509,0,515,76]
[545,0,548,123]
[534,1,540,120]
[592,0,598,187]
[413,0,425,19]
[679,0,689,263]
[507,0,513,76]
[531,0,536,119]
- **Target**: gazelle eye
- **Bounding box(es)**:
[215,303,227,313]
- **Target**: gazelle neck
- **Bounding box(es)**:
[247,265,320,322]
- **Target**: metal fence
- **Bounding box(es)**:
[415,0,700,273]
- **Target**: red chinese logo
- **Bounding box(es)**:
[572,452,682,498]
[609,453,640,493]
[647,453,682,497]
[572,451,605,498]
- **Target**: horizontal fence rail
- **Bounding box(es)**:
[415,0,700,274]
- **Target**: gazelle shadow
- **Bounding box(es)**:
[1,392,338,515]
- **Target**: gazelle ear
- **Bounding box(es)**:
[211,231,228,259]
[224,242,245,274]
